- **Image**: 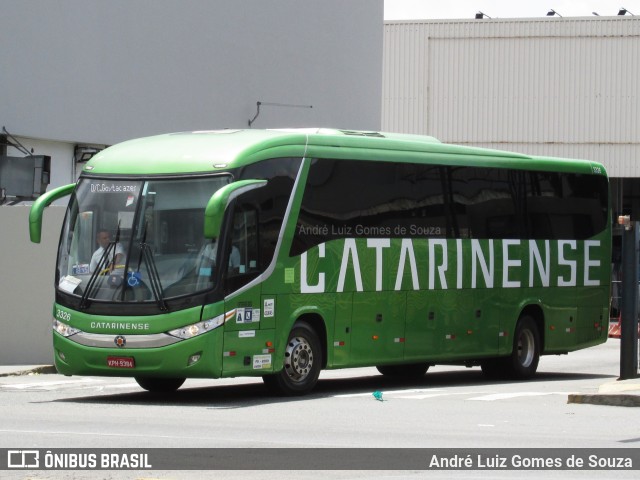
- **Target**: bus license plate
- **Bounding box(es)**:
[107,356,135,368]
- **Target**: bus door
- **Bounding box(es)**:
[222,206,274,375]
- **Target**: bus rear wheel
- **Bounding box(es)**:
[135,377,185,392]
[481,315,540,380]
[263,321,322,396]
[508,315,540,379]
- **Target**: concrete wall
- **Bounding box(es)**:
[0,206,65,364]
[3,0,383,145]
[0,0,383,365]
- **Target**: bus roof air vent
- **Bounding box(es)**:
[339,130,385,138]
[169,130,242,136]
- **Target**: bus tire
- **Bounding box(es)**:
[376,363,429,378]
[504,315,541,379]
[135,377,185,392]
[481,316,540,380]
[262,321,322,396]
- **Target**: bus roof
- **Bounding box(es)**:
[84,128,605,176]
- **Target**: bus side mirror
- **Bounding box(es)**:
[204,179,267,239]
[29,183,75,243]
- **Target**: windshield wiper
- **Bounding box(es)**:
[79,242,114,310]
[111,223,122,267]
[79,223,121,310]
[135,222,168,312]
[141,244,168,312]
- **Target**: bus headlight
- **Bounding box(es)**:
[53,318,81,337]
[168,314,224,339]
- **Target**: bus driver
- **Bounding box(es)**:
[90,229,125,273]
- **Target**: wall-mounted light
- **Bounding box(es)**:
[547,9,562,17]
[74,145,102,163]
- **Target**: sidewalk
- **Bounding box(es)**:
[1,364,639,406]
[567,378,640,407]
[0,365,57,377]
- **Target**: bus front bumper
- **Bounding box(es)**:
[53,329,224,379]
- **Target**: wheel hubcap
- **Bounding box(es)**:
[284,336,314,382]
[517,329,535,368]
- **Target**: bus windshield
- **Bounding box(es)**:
[57,175,231,306]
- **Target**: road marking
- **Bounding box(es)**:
[394,393,453,399]
[334,388,575,402]
[0,379,140,392]
[334,388,492,399]
[468,392,575,401]
[334,388,445,398]
[395,392,484,400]
[0,378,98,390]
[0,428,210,441]
[2,380,577,402]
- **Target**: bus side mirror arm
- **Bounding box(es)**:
[29,183,75,243]
[204,179,267,239]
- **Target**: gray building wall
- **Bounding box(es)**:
[382,17,640,178]
[4,0,383,144]
[0,0,383,365]
[1,206,65,364]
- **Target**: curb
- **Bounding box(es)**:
[0,365,58,377]
[567,393,640,407]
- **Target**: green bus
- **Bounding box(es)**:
[29,129,610,395]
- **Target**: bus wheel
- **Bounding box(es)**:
[376,363,429,378]
[507,315,540,379]
[263,322,322,396]
[135,377,185,392]
[481,316,540,380]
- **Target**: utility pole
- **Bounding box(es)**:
[618,215,639,380]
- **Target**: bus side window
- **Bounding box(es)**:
[224,206,260,294]
[225,161,297,295]
[228,207,259,276]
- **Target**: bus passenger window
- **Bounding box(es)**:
[227,208,258,277]
[223,207,259,295]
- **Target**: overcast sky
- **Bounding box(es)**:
[384,0,640,20]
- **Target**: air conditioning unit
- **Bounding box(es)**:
[0,155,51,203]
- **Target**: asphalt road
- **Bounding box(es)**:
[1,340,638,479]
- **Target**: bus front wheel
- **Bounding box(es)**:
[135,377,185,392]
[263,321,322,396]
